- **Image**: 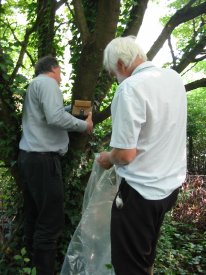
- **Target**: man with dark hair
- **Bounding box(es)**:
[34,56,59,77]
[18,56,93,275]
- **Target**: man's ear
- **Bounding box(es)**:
[51,66,55,73]
[117,59,126,74]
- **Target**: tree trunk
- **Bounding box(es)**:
[37,0,57,58]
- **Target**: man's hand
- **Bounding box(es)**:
[85,112,93,134]
[97,148,137,169]
[97,152,113,170]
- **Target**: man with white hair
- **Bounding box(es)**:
[97,36,187,274]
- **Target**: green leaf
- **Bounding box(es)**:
[23,257,30,263]
[21,247,27,256]
[14,255,22,261]
[105,263,113,269]
[22,267,32,274]
[31,267,37,275]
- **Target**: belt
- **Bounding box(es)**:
[20,149,60,157]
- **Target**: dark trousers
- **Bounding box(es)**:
[111,179,179,275]
[18,150,64,274]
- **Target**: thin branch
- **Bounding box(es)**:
[147,1,206,60]
[173,33,206,73]
[9,8,45,82]
[26,50,35,67]
[55,0,67,11]
[6,20,20,43]
[192,19,197,39]
[181,63,197,77]
[65,1,74,18]
[168,36,177,67]
[54,20,69,32]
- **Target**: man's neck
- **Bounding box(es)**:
[130,58,145,75]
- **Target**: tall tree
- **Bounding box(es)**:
[0,0,205,255]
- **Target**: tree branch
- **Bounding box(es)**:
[26,50,35,67]
[71,0,90,44]
[173,33,206,73]
[72,0,120,102]
[9,27,37,82]
[185,78,206,92]
[37,0,57,58]
[168,36,177,67]
[181,63,197,77]
[147,1,206,60]
[55,0,66,11]
[9,8,45,83]
[194,54,206,62]
[94,105,111,125]
[123,0,149,36]
[95,0,120,48]
[6,20,20,42]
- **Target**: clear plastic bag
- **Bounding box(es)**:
[60,157,120,275]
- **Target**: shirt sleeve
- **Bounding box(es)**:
[110,82,146,149]
[37,78,87,132]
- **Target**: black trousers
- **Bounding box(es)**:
[111,179,179,275]
[18,150,64,252]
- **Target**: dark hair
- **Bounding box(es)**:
[35,56,59,76]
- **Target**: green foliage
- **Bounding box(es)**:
[0,246,37,275]
[155,176,206,273]
[0,52,25,162]
[187,88,206,138]
[159,0,206,77]
[105,263,113,270]
[13,248,36,275]
[0,166,25,275]
[0,1,37,75]
[155,214,206,274]
[187,88,206,173]
[117,0,135,34]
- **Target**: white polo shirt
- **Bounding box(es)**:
[110,62,187,200]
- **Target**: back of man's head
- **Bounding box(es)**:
[103,36,147,74]
[35,56,59,76]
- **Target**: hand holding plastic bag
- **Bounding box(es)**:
[60,157,120,275]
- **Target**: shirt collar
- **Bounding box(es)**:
[131,61,156,76]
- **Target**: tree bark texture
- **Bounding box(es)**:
[37,0,57,58]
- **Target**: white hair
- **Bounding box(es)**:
[103,36,147,74]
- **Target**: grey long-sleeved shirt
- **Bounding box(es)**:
[19,74,87,155]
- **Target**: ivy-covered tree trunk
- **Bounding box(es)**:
[0,50,22,188]
[37,0,57,58]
